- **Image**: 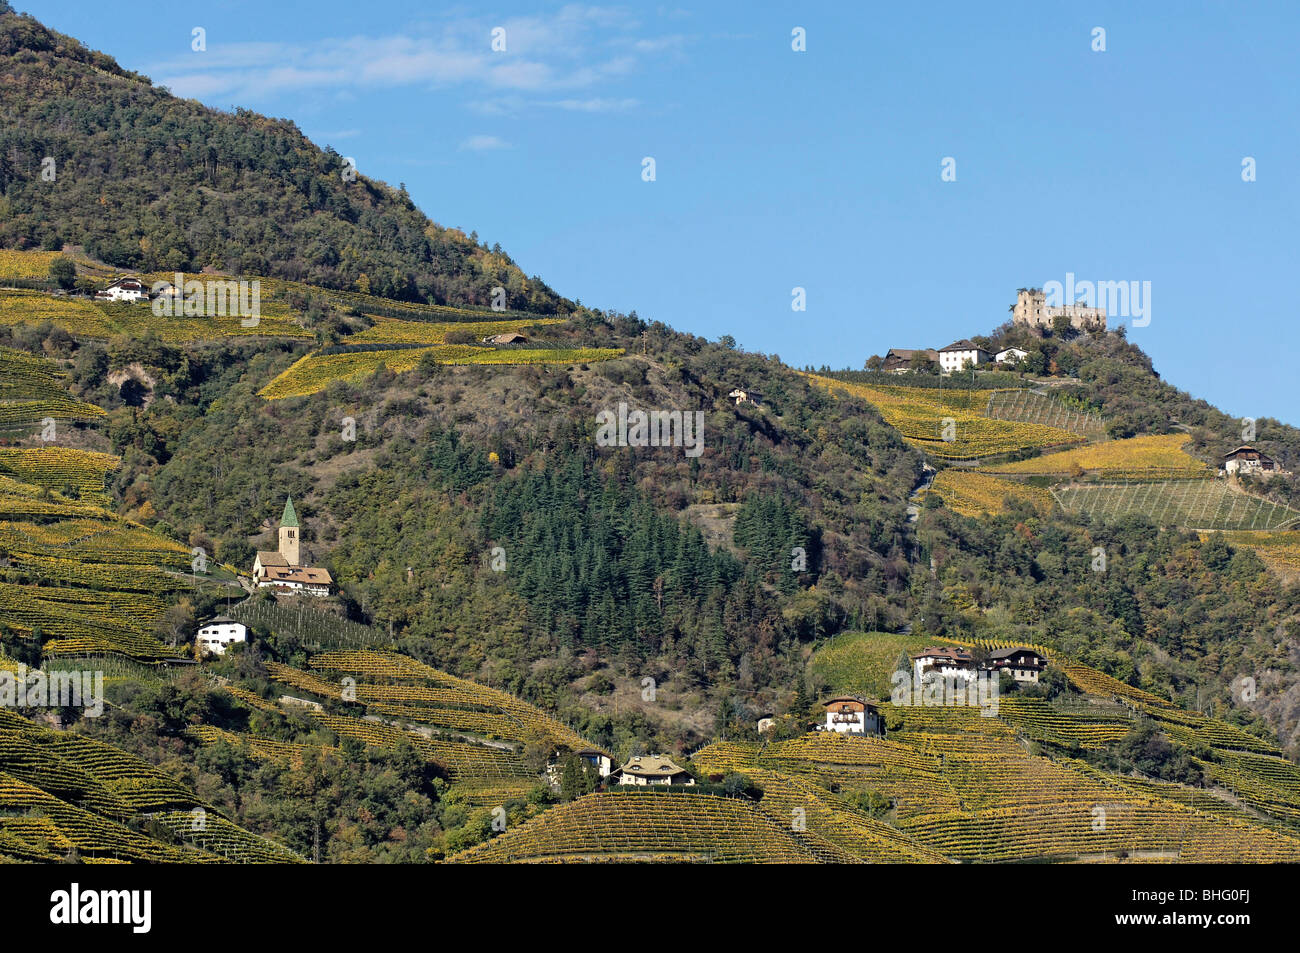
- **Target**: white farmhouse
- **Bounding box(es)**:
[822,696,885,736]
[98,276,150,302]
[938,340,991,374]
[1222,446,1288,478]
[995,347,1030,365]
[196,616,247,656]
[911,646,977,683]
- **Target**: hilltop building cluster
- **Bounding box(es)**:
[875,287,1107,377]
[882,341,1025,375]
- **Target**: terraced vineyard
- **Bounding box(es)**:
[0,708,300,863]
[0,580,182,659]
[144,810,306,863]
[0,252,617,395]
[242,649,593,797]
[0,424,194,661]
[994,696,1133,749]
[786,633,1300,859]
[1196,750,1300,824]
[0,249,557,336]
[269,277,555,324]
[1054,479,1300,531]
[0,474,112,519]
[346,315,567,346]
[1051,658,1177,709]
[229,600,393,650]
[1209,530,1300,575]
[314,712,532,781]
[260,346,471,398]
[980,433,1210,479]
[985,389,1105,437]
[0,347,106,434]
[448,791,823,863]
[1063,758,1300,834]
[188,725,336,768]
[1143,705,1282,757]
[261,343,624,399]
[0,287,309,343]
[0,249,60,280]
[692,715,1300,863]
[929,469,1055,517]
[720,767,946,862]
[805,374,1084,459]
[300,649,592,751]
[0,447,119,506]
[0,507,192,661]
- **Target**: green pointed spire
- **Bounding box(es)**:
[280,496,299,528]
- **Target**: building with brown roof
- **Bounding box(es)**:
[614,755,694,786]
[821,695,885,736]
[1222,445,1287,478]
[982,646,1048,684]
[911,646,977,683]
[882,348,939,374]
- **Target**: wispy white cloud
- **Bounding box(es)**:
[151,6,686,108]
[459,134,511,151]
[545,97,640,112]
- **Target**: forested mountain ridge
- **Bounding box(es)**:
[0,3,570,312]
[138,323,926,715]
[6,298,1291,760]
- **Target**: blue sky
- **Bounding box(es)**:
[23,1,1300,424]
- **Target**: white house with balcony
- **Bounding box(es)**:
[911,646,978,683]
[821,696,885,736]
[982,646,1048,684]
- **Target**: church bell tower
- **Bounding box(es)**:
[278,496,300,566]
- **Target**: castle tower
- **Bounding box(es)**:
[1013,288,1048,327]
[278,496,300,566]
